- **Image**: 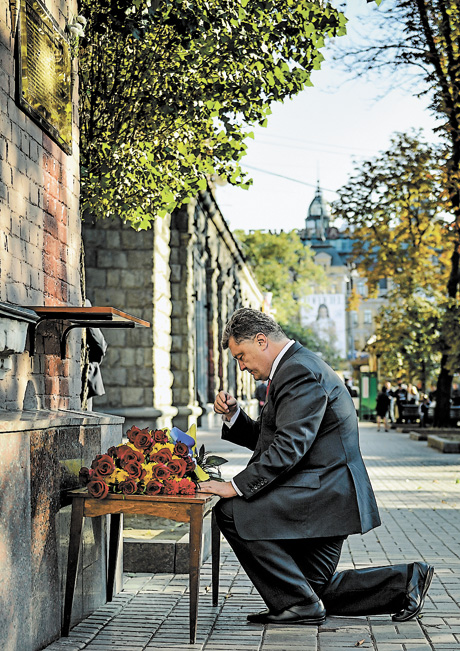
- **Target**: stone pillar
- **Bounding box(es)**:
[170,204,202,430]
[151,214,176,427]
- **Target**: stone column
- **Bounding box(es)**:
[170,204,202,430]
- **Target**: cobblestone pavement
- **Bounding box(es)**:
[45,422,460,651]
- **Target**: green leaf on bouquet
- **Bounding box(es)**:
[204,455,228,467]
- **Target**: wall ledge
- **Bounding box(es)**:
[0,408,124,433]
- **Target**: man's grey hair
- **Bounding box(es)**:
[221,308,287,349]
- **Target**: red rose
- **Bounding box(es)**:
[151,448,173,465]
[87,479,109,499]
[126,426,142,443]
[79,466,93,485]
[107,446,118,458]
[162,479,179,495]
[124,460,145,480]
[153,429,168,444]
[119,478,138,495]
[117,445,145,465]
[143,438,155,454]
[185,456,196,473]
[167,458,187,478]
[177,478,196,495]
[145,480,163,496]
[91,454,115,477]
[173,441,190,458]
[151,463,172,481]
[132,429,153,450]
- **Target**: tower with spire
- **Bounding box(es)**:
[302,181,330,241]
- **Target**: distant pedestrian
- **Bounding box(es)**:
[376,385,391,432]
[395,383,408,423]
[254,381,268,414]
[420,394,432,428]
[385,381,396,424]
[345,378,354,396]
[407,385,420,404]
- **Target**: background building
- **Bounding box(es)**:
[299,184,390,373]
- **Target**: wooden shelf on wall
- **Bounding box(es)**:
[27,306,151,358]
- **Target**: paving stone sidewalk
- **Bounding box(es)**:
[44,422,460,651]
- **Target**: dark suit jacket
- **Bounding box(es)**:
[222,342,381,541]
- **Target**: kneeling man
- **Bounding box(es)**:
[199,308,433,625]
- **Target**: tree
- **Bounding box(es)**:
[78,0,346,230]
[332,132,455,404]
[333,0,460,424]
[333,132,451,297]
[233,229,341,366]
[368,294,442,390]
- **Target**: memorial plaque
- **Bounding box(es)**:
[18,0,72,154]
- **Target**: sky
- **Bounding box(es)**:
[214,2,440,233]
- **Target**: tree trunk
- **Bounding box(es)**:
[434,161,460,426]
[434,354,453,427]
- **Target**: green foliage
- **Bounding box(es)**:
[370,293,442,387]
[78,0,346,229]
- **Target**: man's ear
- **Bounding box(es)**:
[256,333,268,349]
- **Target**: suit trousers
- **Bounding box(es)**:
[215,498,409,615]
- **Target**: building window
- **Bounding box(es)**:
[357,279,367,297]
[378,278,388,296]
[364,310,372,325]
[350,311,358,326]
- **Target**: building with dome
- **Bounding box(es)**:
[299,183,389,369]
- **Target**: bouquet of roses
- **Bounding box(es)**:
[79,424,227,499]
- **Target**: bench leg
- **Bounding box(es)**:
[211,508,220,607]
[107,513,122,602]
[189,505,203,644]
[62,498,85,636]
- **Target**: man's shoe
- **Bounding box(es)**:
[392,562,434,622]
[247,599,326,625]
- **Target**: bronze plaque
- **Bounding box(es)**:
[18,0,72,154]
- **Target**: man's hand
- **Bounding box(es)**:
[198,480,237,498]
[214,391,238,421]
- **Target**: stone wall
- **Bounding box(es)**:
[0,410,122,651]
[83,187,263,431]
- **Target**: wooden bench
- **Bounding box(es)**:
[62,489,220,643]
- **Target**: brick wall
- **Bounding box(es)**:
[0,0,81,410]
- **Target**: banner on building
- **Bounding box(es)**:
[301,294,346,358]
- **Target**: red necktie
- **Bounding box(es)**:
[266,379,272,400]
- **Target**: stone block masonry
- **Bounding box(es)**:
[84,188,263,433]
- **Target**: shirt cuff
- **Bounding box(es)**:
[231,478,243,496]
[222,406,240,427]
